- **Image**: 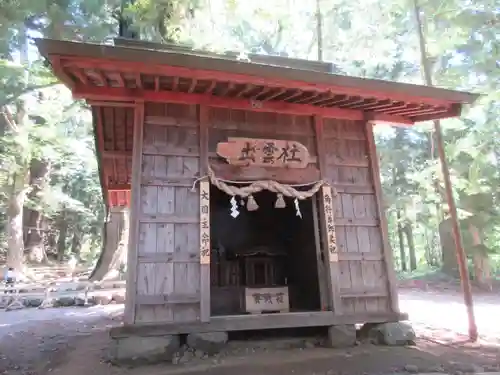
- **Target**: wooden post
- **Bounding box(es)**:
[314,115,342,314]
[320,185,343,314]
[412,0,477,341]
[199,105,210,322]
[365,123,400,313]
[124,100,144,325]
[434,119,477,340]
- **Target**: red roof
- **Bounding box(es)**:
[36,38,479,207]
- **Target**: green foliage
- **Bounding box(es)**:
[1,0,499,275]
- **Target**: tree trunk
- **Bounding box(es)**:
[6,23,31,272]
[439,218,459,275]
[57,214,68,261]
[6,171,28,271]
[423,228,434,266]
[90,207,129,281]
[46,226,58,261]
[469,224,492,291]
[396,209,407,271]
[315,0,323,61]
[25,158,50,263]
[71,229,82,257]
[404,222,417,271]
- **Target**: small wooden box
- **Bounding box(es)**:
[242,286,290,314]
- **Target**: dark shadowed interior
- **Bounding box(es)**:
[210,185,321,316]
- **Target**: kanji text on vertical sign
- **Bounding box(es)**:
[199,180,210,264]
[322,186,338,262]
[216,137,310,168]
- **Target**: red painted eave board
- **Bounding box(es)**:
[35,38,480,111]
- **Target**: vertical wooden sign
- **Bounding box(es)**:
[321,185,338,262]
[199,180,211,264]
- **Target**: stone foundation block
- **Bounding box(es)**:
[367,322,416,346]
[186,331,228,355]
[111,335,180,364]
[326,324,356,348]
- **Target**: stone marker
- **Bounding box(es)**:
[326,324,357,348]
[367,322,416,346]
[110,335,180,364]
[186,331,228,355]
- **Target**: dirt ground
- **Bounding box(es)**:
[1,289,499,375]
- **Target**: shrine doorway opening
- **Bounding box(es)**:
[209,185,322,316]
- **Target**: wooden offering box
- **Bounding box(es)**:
[243,286,290,314]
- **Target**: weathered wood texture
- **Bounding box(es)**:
[128,104,397,325]
[95,105,134,207]
[134,102,202,324]
[208,108,319,180]
[322,118,393,314]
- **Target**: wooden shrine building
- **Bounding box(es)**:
[37,38,477,345]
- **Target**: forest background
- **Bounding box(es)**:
[1,0,498,285]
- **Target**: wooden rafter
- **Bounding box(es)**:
[172,76,179,91]
[94,70,107,86]
[116,73,125,88]
[348,98,378,109]
[73,85,416,125]
[352,99,394,111]
[235,85,255,97]
[135,73,143,89]
[204,81,216,94]
[218,82,234,96]
[188,79,198,93]
[60,56,468,106]
[263,89,287,101]
[70,68,89,85]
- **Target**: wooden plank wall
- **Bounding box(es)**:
[208,108,319,179]
[126,103,396,324]
[133,102,202,324]
[322,118,392,314]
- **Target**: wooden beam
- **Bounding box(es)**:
[199,104,210,323]
[139,215,199,224]
[135,73,143,89]
[108,183,130,191]
[51,56,75,89]
[410,103,461,122]
[210,161,321,185]
[136,293,200,305]
[88,101,136,108]
[116,73,125,88]
[95,108,107,198]
[70,68,89,85]
[110,311,408,338]
[365,122,400,314]
[124,101,145,325]
[312,115,332,312]
[314,117,345,322]
[72,86,415,125]
[58,52,470,106]
[102,150,130,159]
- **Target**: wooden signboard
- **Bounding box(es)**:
[243,286,290,314]
[216,137,310,169]
[322,186,338,262]
[199,180,211,265]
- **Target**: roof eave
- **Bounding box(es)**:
[35,38,480,107]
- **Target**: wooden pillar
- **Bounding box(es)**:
[365,122,399,313]
[124,101,144,325]
[313,115,342,314]
[199,105,210,322]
